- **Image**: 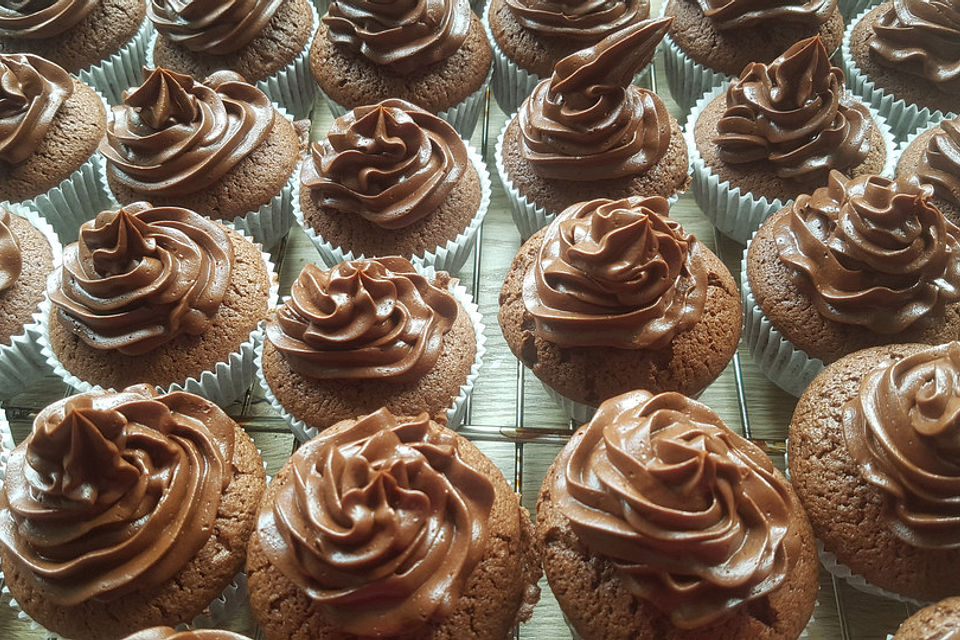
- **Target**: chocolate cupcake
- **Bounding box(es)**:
[247,407,541,640]
[0,385,267,640]
[499,196,741,421]
[123,629,251,640]
[893,597,960,639]
[496,19,689,240]
[538,390,819,639]
[898,116,960,226]
[100,68,301,249]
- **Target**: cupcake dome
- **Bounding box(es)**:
[898,116,960,226]
[893,597,960,639]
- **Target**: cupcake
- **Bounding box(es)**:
[296,98,489,272]
[0,385,267,640]
[258,256,483,440]
[310,0,492,137]
[688,35,893,243]
[788,342,960,602]
[843,0,960,140]
[743,172,960,397]
[42,202,276,405]
[496,19,690,240]
[892,597,960,639]
[123,629,251,640]
[148,0,317,118]
[247,407,541,640]
[483,0,650,114]
[897,115,960,226]
[100,67,301,249]
[499,196,741,422]
[538,389,820,639]
[0,53,110,243]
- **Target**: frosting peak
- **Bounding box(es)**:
[919,117,960,207]
[148,0,284,54]
[0,53,73,165]
[503,0,649,40]
[0,208,22,291]
[695,0,835,30]
[0,0,98,39]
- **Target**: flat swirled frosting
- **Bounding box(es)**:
[0,208,22,291]
[123,627,250,640]
[774,172,960,334]
[0,0,97,39]
[695,0,834,30]
[518,18,672,181]
[100,67,275,197]
[323,0,470,75]
[148,0,283,54]
[256,408,495,636]
[504,0,649,40]
[844,342,960,549]
[522,196,706,349]
[715,36,870,183]
[919,117,960,207]
[49,202,233,356]
[301,99,466,230]
[0,385,235,606]
[0,53,72,165]
[870,0,960,95]
[552,390,800,629]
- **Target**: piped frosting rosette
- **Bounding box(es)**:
[911,116,960,212]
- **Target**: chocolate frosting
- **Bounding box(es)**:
[518,18,673,181]
[123,627,250,640]
[301,99,466,230]
[715,36,871,183]
[0,208,22,291]
[148,0,283,54]
[100,68,275,197]
[870,0,960,95]
[552,390,800,629]
[323,0,470,75]
[844,342,960,549]
[0,385,235,606]
[773,172,960,334]
[256,408,495,636]
[695,0,834,30]
[266,257,458,383]
[0,0,97,39]
[522,196,706,349]
[49,202,233,356]
[0,53,73,165]
[919,117,960,207]
[504,0,649,41]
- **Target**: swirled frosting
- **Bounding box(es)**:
[518,18,672,181]
[0,0,97,39]
[0,208,22,291]
[695,0,834,30]
[504,0,649,40]
[773,172,960,334]
[100,67,275,197]
[148,0,283,54]
[266,257,458,383]
[552,390,799,629]
[301,99,466,230]
[123,627,250,640]
[870,0,960,95]
[49,202,233,356]
[323,0,470,75]
[522,196,706,349]
[0,53,72,165]
[844,342,960,549]
[919,118,960,207]
[257,408,494,636]
[715,36,870,183]
[0,385,235,606]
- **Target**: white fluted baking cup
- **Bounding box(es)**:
[255,265,486,442]
[816,539,930,608]
[296,143,490,273]
[661,35,730,115]
[77,17,152,105]
[539,382,596,424]
[837,0,879,20]
[311,0,330,14]
[483,1,542,117]
[0,408,12,481]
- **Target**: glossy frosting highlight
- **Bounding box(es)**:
[695,0,834,30]
[0,53,73,165]
[504,0,649,40]
[0,208,22,291]
[123,627,251,640]
[919,117,960,207]
[0,0,97,39]
[149,0,283,54]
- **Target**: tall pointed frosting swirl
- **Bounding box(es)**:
[715,36,870,183]
[301,99,466,230]
[49,203,233,356]
[148,0,283,54]
[518,18,672,181]
[0,0,97,39]
[266,257,458,383]
[773,172,960,334]
[0,208,22,291]
[323,0,470,75]
[522,196,706,349]
[256,408,495,636]
[504,0,649,40]
[844,342,960,548]
[0,385,235,606]
[100,68,275,197]
[695,0,835,30]
[552,390,800,629]
[0,53,73,165]
[919,118,960,207]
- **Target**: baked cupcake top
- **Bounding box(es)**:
[48,202,233,356]
[0,208,23,291]
[918,117,960,208]
[302,98,467,230]
[772,171,960,334]
[123,628,250,640]
[517,17,672,182]
[255,407,495,636]
[0,53,73,165]
[0,0,97,39]
[148,0,282,54]
[504,0,649,41]
[551,389,801,629]
[100,67,276,198]
[695,0,835,29]
[0,384,237,606]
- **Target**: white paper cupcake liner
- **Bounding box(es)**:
[540,381,596,424]
[255,264,487,442]
[0,408,12,481]
[661,32,730,114]
[296,143,491,273]
[310,0,330,13]
[837,0,879,20]
[816,539,930,608]
[483,1,542,117]
[77,17,152,105]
